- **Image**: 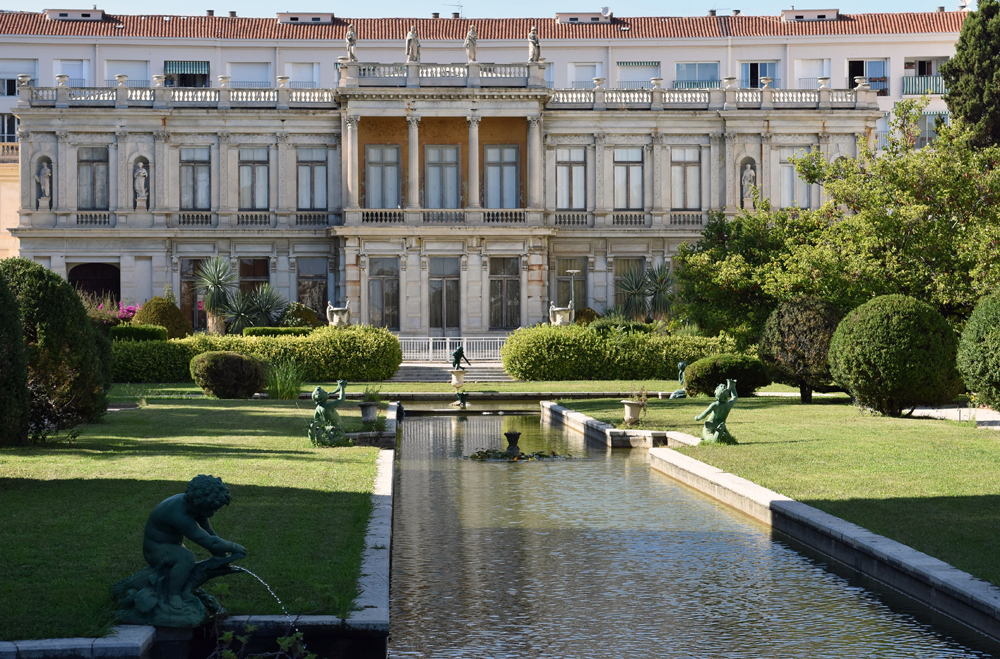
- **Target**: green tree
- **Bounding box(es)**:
[940,0,1000,147]
[0,272,29,446]
[195,256,238,335]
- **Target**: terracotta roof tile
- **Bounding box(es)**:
[0,11,965,41]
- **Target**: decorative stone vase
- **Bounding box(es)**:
[358,401,379,424]
[622,399,643,424]
[503,430,521,456]
[450,369,467,388]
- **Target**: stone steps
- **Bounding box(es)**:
[387,363,513,383]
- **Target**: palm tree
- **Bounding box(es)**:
[646,263,674,321]
[224,290,258,335]
[616,267,650,320]
[195,256,237,335]
[250,284,288,327]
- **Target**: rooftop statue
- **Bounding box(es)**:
[406,25,420,63]
[528,26,541,63]
[345,23,358,62]
[695,379,739,444]
[112,475,247,628]
[308,381,349,445]
[464,24,478,62]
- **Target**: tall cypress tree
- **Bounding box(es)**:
[940,0,1000,146]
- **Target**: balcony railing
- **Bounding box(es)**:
[64,78,87,87]
[902,75,947,96]
[229,81,271,88]
[740,78,781,89]
[483,209,525,223]
[103,79,150,88]
[798,77,821,89]
[76,211,112,226]
[288,81,318,88]
[236,212,272,226]
[0,143,18,164]
[673,80,721,89]
[612,212,648,227]
[614,80,655,89]
[862,77,890,96]
[294,211,329,226]
[571,80,598,89]
[422,210,464,223]
[553,211,590,227]
[361,209,405,224]
[1,78,34,95]
[668,212,705,228]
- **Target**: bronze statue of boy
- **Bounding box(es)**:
[695,379,739,444]
[451,345,471,370]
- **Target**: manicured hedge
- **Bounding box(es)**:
[132,296,192,339]
[190,351,265,399]
[500,324,736,381]
[243,327,314,337]
[109,324,168,342]
[957,294,1000,409]
[112,325,402,383]
[684,353,772,397]
[0,271,29,446]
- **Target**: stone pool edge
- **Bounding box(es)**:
[540,400,701,449]
[542,400,1000,643]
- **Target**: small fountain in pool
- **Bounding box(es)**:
[468,427,571,461]
[503,430,521,456]
[232,566,301,636]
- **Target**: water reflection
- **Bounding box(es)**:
[390,415,997,658]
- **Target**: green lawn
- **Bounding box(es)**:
[558,395,1000,587]
[0,400,379,641]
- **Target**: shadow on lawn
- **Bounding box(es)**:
[0,477,373,641]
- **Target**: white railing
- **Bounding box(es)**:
[400,336,507,362]
[178,212,212,226]
[421,64,467,78]
[735,89,762,103]
[359,64,407,78]
[422,210,465,223]
[295,212,328,226]
[606,89,651,104]
[772,89,819,104]
[554,212,588,226]
[481,64,528,78]
[232,89,278,103]
[237,212,271,226]
[612,212,647,227]
[614,81,653,89]
[171,89,220,103]
[830,90,856,104]
[30,88,56,101]
[669,212,704,227]
[361,209,405,224]
[483,209,525,223]
[663,89,711,104]
[76,212,111,225]
[68,88,115,102]
[550,89,594,104]
[290,89,334,103]
[0,143,18,163]
[127,88,155,102]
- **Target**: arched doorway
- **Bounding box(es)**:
[69,263,121,300]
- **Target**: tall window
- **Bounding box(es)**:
[77,146,108,210]
[675,62,720,88]
[180,258,206,330]
[425,146,460,209]
[239,258,269,294]
[779,147,812,209]
[297,258,327,314]
[556,257,586,310]
[180,147,210,210]
[489,257,520,330]
[848,59,888,94]
[614,258,645,308]
[368,258,400,330]
[297,148,327,210]
[671,148,701,210]
[429,258,461,332]
[740,61,779,88]
[239,147,269,210]
[1,114,17,142]
[366,145,400,209]
[556,147,585,210]
[613,148,643,210]
[485,146,519,209]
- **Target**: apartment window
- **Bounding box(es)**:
[614,258,645,308]
[366,145,400,209]
[229,62,270,88]
[164,61,210,88]
[297,258,328,314]
[288,62,318,88]
[180,147,210,210]
[239,258,269,294]
[104,60,149,87]
[368,257,400,330]
[915,60,934,77]
[556,147,586,210]
[297,148,327,210]
[556,257,587,310]
[571,63,599,88]
[489,257,521,330]
[425,146,460,209]
[239,147,269,210]
[1,114,18,143]
[671,148,701,210]
[485,146,519,209]
[0,59,36,95]
[56,59,87,86]
[849,59,888,94]
[77,147,109,210]
[740,61,779,88]
[797,58,829,89]
[617,61,660,88]
[779,147,812,209]
[180,258,207,330]
[613,148,643,210]
[675,62,719,88]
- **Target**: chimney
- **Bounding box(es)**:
[228,10,236,17]
[206,9,214,15]
[708,9,716,15]
[452,12,460,18]
[431,11,439,17]
[937,5,945,10]
[733,9,741,14]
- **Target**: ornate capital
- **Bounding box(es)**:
[760,133,772,144]
[724,132,738,142]
[527,116,542,129]
[17,129,30,142]
[359,254,368,270]
[467,115,481,128]
[406,116,421,128]
[593,131,605,145]
[153,131,170,143]
[818,132,831,145]
[710,132,723,146]
[55,130,69,140]
[461,255,468,271]
[217,130,230,144]
[345,116,361,129]
[115,128,129,140]
[276,131,289,143]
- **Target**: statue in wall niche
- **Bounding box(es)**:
[35,161,51,200]
[451,345,471,370]
[327,299,351,327]
[695,379,739,445]
[308,382,349,446]
[405,25,420,63]
[527,26,541,63]
[111,475,247,627]
[741,163,756,209]
[464,25,478,62]
[669,361,687,399]
[134,162,148,197]
[345,23,358,62]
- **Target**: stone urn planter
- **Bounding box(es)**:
[503,430,521,456]
[621,399,644,424]
[450,369,467,387]
[358,401,379,424]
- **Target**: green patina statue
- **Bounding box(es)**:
[308,381,349,445]
[451,345,471,370]
[454,391,469,408]
[112,475,246,628]
[669,361,688,399]
[695,379,739,444]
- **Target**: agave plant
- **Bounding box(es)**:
[195,256,238,335]
[646,263,674,321]
[249,284,288,327]
[616,267,650,321]
[224,290,259,335]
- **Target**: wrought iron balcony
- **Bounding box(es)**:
[902,75,947,95]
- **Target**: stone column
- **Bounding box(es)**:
[642,144,653,213]
[724,131,737,211]
[585,142,596,212]
[276,131,289,214]
[709,133,721,210]
[594,132,606,213]
[467,116,481,208]
[407,116,420,209]
[760,133,771,206]
[526,116,542,209]
[520,255,529,328]
[217,131,230,214]
[652,135,663,214]
[480,257,490,330]
[663,145,673,212]
[817,133,830,205]
[700,143,710,212]
[345,116,360,209]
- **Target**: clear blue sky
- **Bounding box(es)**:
[4,0,975,18]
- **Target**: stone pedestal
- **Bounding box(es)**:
[136,194,148,211]
[450,370,466,388]
[38,196,50,210]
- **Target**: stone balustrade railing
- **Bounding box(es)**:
[549,83,875,111]
[0,143,18,163]
[339,60,546,89]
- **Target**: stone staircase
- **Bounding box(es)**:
[387,362,513,383]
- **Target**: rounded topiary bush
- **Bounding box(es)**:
[0,258,110,434]
[829,294,963,416]
[684,354,772,397]
[502,324,611,380]
[575,307,600,326]
[277,301,323,328]
[190,351,266,399]
[957,294,1000,409]
[132,296,193,339]
[758,296,844,403]
[109,324,168,342]
[0,271,29,446]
